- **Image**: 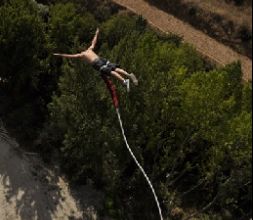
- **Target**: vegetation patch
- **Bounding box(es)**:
[0,0,252,219]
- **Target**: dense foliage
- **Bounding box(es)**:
[0,0,252,219]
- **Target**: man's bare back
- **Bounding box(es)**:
[80,49,99,64]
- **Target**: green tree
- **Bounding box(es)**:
[0,0,48,141]
[1,1,249,218]
[48,2,98,53]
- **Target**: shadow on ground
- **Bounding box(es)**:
[0,124,109,220]
[0,132,81,220]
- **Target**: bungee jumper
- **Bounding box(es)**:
[53,28,138,92]
[54,28,163,220]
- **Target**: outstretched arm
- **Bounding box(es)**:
[88,28,99,50]
[53,53,83,59]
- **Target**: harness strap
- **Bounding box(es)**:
[101,75,119,108]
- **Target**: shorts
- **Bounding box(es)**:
[92,58,120,75]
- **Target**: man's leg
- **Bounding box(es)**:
[110,71,125,82]
[115,68,138,86]
[115,68,130,77]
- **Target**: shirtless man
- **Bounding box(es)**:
[53,28,138,92]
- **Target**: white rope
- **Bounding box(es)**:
[116,108,164,220]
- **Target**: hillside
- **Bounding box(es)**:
[112,0,252,81]
[145,0,252,59]
[0,130,105,220]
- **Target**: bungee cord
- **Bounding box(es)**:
[102,75,164,220]
[115,107,164,220]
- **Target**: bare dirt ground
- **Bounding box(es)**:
[0,126,104,220]
[184,0,252,29]
[112,0,252,81]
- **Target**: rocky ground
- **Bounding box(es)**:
[0,125,104,220]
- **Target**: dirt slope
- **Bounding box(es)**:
[112,0,252,81]
[184,0,252,29]
[0,127,103,220]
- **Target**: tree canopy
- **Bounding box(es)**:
[0,0,251,219]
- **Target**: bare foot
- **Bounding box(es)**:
[129,73,138,86]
